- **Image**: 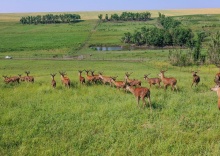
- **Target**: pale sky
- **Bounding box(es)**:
[1,0,220,13]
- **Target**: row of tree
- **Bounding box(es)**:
[121,26,194,47]
[158,12,181,29]
[98,11,151,22]
[20,14,81,24]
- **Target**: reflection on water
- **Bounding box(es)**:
[92,46,123,51]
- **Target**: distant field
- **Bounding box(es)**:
[0,8,220,22]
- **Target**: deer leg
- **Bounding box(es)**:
[137,97,140,108]
[148,97,151,109]
[142,97,146,108]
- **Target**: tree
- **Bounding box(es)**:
[207,31,220,64]
[98,14,103,21]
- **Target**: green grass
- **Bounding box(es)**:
[1,10,220,155]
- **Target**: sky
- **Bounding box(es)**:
[1,0,220,13]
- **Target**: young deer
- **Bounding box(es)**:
[124,72,141,87]
[158,70,177,91]
[50,73,56,88]
[59,71,70,88]
[110,76,126,90]
[144,74,161,88]
[211,85,220,110]
[126,83,151,109]
[191,71,200,87]
[78,70,85,84]
[25,71,34,83]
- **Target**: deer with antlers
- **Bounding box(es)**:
[78,70,85,84]
[158,70,177,91]
[211,85,220,110]
[91,70,101,83]
[144,74,161,88]
[59,71,70,88]
[124,72,141,87]
[191,71,200,87]
[50,73,56,88]
[98,72,115,86]
[125,82,151,109]
[3,75,20,84]
[18,74,26,82]
[24,71,34,83]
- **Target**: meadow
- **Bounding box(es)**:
[1,9,220,155]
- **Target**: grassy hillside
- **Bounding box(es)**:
[1,9,220,155]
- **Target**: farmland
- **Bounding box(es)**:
[1,9,220,155]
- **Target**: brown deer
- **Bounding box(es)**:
[91,70,101,83]
[85,70,95,84]
[144,74,161,88]
[3,75,20,84]
[78,70,85,84]
[24,71,34,83]
[214,72,220,85]
[50,73,56,88]
[191,71,200,87]
[98,72,114,86]
[110,76,126,90]
[18,74,26,82]
[158,70,177,91]
[124,72,141,87]
[59,71,70,88]
[3,76,11,83]
[125,83,151,109]
[211,85,220,110]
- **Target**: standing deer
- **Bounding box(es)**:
[98,72,114,86]
[78,70,85,84]
[91,70,101,83]
[110,77,126,90]
[24,71,34,83]
[211,85,220,110]
[50,73,56,88]
[191,71,200,87]
[124,72,141,87]
[3,75,20,83]
[59,71,70,88]
[144,74,161,88]
[126,83,151,109]
[18,74,25,82]
[158,70,177,91]
[85,70,95,84]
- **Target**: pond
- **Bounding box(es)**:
[91,46,123,51]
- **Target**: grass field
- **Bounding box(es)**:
[1,9,220,155]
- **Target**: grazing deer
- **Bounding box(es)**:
[24,71,34,83]
[59,71,70,88]
[126,83,151,109]
[18,74,26,82]
[211,85,220,110]
[144,74,161,88]
[98,72,114,86]
[78,70,85,84]
[124,72,141,87]
[85,70,95,84]
[50,73,56,88]
[2,75,20,84]
[158,70,177,91]
[110,77,126,90]
[214,72,220,85]
[191,71,200,87]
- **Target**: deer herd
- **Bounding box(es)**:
[3,69,220,110]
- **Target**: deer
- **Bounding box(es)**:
[125,82,151,109]
[24,71,34,83]
[211,85,220,110]
[59,71,70,88]
[2,75,20,84]
[214,72,220,85]
[191,71,200,87]
[144,74,161,88]
[124,72,141,87]
[3,76,11,83]
[50,73,56,88]
[158,70,177,91]
[110,76,126,90]
[78,70,85,84]
[85,70,95,84]
[98,72,114,86]
[18,74,26,82]
[90,70,101,83]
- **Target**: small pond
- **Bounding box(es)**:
[91,46,123,51]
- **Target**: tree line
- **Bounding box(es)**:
[20,14,81,24]
[98,11,151,22]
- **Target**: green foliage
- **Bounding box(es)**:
[207,31,220,64]
[20,14,81,24]
[158,12,181,29]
